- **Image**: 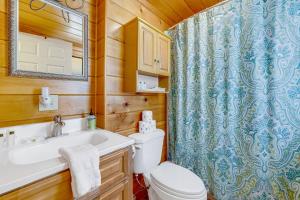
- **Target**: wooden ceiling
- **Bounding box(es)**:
[139,0,223,27]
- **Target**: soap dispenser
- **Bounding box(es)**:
[87,109,96,130]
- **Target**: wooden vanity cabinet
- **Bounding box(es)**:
[124,18,171,93]
[0,147,133,200]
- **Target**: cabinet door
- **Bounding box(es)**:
[138,23,157,74]
[157,34,170,76]
[98,180,129,200]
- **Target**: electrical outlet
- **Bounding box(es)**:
[39,95,58,111]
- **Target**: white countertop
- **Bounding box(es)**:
[0,129,134,195]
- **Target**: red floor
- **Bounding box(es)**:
[133,174,148,200]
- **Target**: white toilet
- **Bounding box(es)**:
[129,129,207,200]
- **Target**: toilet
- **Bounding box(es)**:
[129,129,207,200]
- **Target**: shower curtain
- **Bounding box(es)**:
[167,0,300,199]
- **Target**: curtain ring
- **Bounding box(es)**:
[65,0,85,10]
[29,0,47,11]
[61,10,70,23]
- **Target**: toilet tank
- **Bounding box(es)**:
[129,129,165,174]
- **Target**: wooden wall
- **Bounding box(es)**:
[0,0,97,127]
[0,0,170,161]
[96,0,171,161]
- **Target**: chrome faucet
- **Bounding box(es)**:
[50,115,66,138]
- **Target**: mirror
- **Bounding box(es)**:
[9,0,88,81]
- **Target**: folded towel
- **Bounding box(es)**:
[59,144,101,199]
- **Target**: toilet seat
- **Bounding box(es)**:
[151,181,206,200]
[150,162,207,199]
[151,178,207,199]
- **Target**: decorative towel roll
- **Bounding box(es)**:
[139,121,151,134]
[142,110,153,122]
[149,120,156,131]
[139,120,156,134]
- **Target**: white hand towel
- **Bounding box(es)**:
[59,144,101,199]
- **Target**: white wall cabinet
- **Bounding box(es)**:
[124,18,171,93]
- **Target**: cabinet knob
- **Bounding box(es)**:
[157,60,160,63]
[154,59,157,62]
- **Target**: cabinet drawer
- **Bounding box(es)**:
[99,149,129,194]
[99,180,129,200]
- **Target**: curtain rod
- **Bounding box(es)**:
[168,0,231,30]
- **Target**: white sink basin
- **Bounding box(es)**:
[9,133,108,165]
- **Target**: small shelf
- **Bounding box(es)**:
[136,71,169,93]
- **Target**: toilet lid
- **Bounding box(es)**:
[128,129,164,144]
[150,162,206,196]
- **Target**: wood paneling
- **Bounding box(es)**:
[106,95,165,114]
[106,38,124,60]
[106,107,166,132]
[107,18,124,42]
[0,95,93,127]
[106,57,124,77]
[95,0,106,132]
[139,0,223,25]
[0,76,95,95]
[0,1,98,127]
[0,12,7,40]
[0,40,7,68]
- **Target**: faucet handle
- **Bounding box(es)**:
[53,115,62,123]
[60,121,66,127]
[54,115,65,127]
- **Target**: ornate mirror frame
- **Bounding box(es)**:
[8,0,89,81]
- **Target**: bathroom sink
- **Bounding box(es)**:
[8,133,108,165]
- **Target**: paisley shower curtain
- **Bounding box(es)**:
[167,0,300,199]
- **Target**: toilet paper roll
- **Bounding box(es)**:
[149,120,156,132]
[142,110,153,122]
[139,121,151,134]
[138,81,147,90]
[139,120,156,134]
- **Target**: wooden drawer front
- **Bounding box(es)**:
[99,149,128,194]
[99,180,128,200]
[0,170,72,200]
